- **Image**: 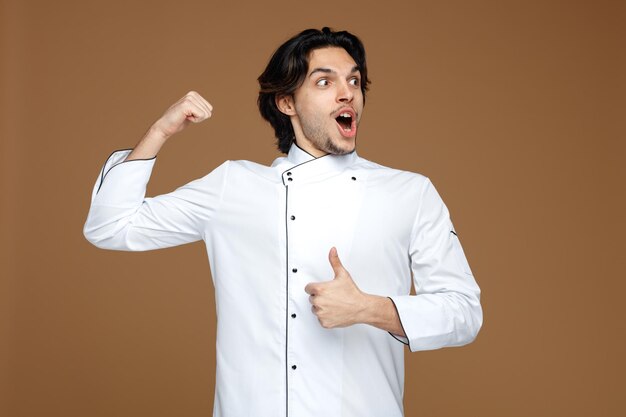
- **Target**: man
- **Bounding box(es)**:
[84,27,482,417]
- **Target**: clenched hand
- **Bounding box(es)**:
[126,91,213,161]
[152,91,213,139]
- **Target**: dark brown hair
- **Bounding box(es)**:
[258,27,371,153]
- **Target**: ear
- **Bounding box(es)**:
[276,95,296,116]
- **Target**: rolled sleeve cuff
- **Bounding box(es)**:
[388,294,459,352]
[91,149,156,206]
[387,297,409,346]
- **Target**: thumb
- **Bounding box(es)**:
[328,247,345,277]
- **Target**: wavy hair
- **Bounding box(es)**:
[258,27,370,153]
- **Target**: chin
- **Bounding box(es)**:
[325,138,356,155]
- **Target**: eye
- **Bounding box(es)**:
[349,77,361,87]
[316,78,329,87]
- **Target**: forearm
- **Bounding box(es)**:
[358,294,406,337]
[124,91,213,161]
[125,124,169,161]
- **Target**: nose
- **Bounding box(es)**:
[336,81,354,103]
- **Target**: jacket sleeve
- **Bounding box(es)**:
[389,179,483,352]
[83,149,228,251]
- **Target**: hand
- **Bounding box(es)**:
[151,91,213,139]
[304,247,367,329]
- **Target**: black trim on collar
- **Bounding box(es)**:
[280,153,331,186]
[293,142,318,158]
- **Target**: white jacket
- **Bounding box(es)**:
[84,144,482,417]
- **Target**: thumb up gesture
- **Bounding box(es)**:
[304,248,366,329]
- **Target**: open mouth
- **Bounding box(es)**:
[335,112,354,133]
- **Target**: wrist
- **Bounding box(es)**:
[145,122,171,142]
[126,124,170,161]
[356,293,385,326]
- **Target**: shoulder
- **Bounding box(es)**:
[212,158,279,183]
[353,155,431,191]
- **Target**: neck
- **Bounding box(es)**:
[294,139,328,158]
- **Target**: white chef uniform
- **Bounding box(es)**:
[84,143,482,417]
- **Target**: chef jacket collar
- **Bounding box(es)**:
[271,142,359,184]
[285,142,317,165]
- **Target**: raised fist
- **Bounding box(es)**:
[152,91,213,139]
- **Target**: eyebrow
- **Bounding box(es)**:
[308,65,361,78]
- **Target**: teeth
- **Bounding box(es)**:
[339,113,351,118]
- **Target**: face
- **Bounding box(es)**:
[279,47,365,157]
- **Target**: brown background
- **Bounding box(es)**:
[1,0,624,416]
